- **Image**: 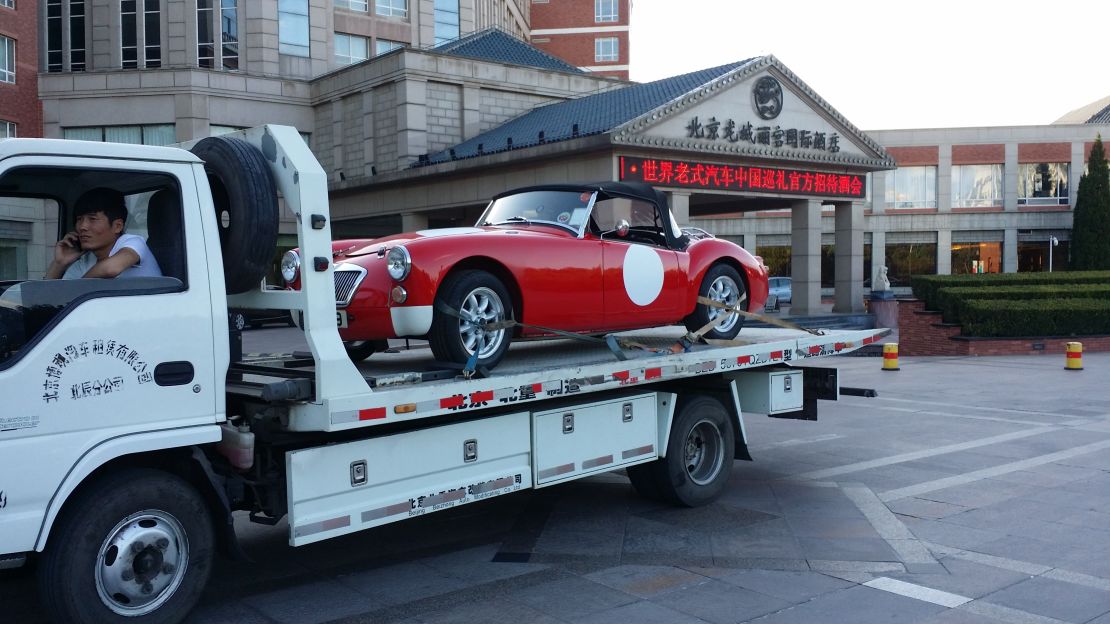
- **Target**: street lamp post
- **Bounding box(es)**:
[1049,236,1059,272]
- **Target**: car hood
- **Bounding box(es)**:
[335,226,574,260]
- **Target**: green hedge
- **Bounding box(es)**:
[935,284,1110,323]
[911,271,1110,309]
[960,298,1110,337]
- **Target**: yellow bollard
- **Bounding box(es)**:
[1065,342,1083,371]
[882,343,900,371]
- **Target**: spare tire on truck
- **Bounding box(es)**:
[189,136,279,294]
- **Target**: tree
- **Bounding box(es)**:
[1071,134,1110,270]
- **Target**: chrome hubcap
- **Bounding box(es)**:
[684,419,724,486]
[706,275,745,333]
[95,511,189,617]
[458,287,506,359]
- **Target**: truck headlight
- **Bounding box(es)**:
[386,246,411,281]
[281,250,301,282]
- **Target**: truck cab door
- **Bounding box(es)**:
[0,155,219,555]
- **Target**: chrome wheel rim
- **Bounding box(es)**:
[95,510,190,617]
[684,419,725,486]
[458,287,506,359]
[706,275,745,333]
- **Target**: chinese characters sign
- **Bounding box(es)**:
[619,156,866,199]
[685,116,841,154]
[41,338,153,403]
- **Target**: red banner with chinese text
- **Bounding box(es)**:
[619,156,866,199]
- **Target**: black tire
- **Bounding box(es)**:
[429,270,513,370]
[230,311,247,332]
[37,469,214,624]
[344,339,387,362]
[189,136,278,295]
[643,395,735,507]
[685,264,747,340]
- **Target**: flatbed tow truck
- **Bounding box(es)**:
[0,125,886,623]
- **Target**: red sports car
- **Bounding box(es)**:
[281,182,768,369]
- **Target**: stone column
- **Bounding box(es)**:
[1004,142,1018,212]
[833,201,864,313]
[938,144,952,213]
[396,78,428,170]
[790,199,822,316]
[1070,140,1085,207]
[742,233,757,254]
[1004,228,1018,273]
[461,86,481,141]
[869,171,886,215]
[668,191,690,226]
[936,229,952,276]
[871,229,886,286]
[402,213,428,232]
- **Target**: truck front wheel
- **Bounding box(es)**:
[629,394,735,507]
[38,469,214,624]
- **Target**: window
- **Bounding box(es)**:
[886,235,937,287]
[375,38,402,56]
[0,120,14,138]
[64,125,176,146]
[278,0,310,56]
[46,0,62,71]
[951,241,1002,274]
[884,165,936,208]
[220,0,238,69]
[0,36,14,83]
[71,0,86,70]
[951,164,1003,208]
[197,0,214,67]
[376,0,407,18]
[1018,239,1068,272]
[434,0,459,45]
[334,33,368,65]
[595,0,617,22]
[0,0,13,8]
[594,37,618,62]
[1018,163,1068,205]
[143,0,160,68]
[121,0,138,68]
[335,0,368,10]
[591,196,668,246]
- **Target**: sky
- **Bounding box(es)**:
[628,0,1110,131]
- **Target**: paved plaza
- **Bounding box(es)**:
[5,337,1109,623]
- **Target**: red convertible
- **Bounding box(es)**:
[281,182,769,369]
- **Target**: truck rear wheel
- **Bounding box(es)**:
[189,136,279,295]
[632,394,734,507]
[38,469,214,624]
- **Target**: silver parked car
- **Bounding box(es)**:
[768,277,792,306]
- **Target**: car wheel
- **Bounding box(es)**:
[429,270,513,370]
[685,264,747,340]
[37,469,214,624]
[636,395,735,507]
[231,312,247,332]
[344,340,387,362]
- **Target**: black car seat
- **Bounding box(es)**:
[146,189,186,284]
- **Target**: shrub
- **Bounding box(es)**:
[935,284,1110,323]
[960,299,1110,337]
[911,271,1110,309]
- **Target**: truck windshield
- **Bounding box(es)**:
[478,190,594,234]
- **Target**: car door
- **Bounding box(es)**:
[593,196,684,330]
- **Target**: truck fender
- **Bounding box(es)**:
[34,425,222,552]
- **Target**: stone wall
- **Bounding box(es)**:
[426,82,463,154]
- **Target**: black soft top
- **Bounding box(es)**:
[493,182,688,250]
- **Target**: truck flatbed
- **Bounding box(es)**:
[230,326,889,433]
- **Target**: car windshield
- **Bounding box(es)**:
[479,190,594,233]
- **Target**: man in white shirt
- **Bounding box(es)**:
[44,187,162,280]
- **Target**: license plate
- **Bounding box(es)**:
[337,310,348,328]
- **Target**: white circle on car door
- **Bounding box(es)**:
[623,245,664,306]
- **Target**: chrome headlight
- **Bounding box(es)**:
[280,250,301,282]
[385,246,411,281]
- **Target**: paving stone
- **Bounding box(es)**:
[795,537,899,562]
[414,597,564,624]
[634,501,779,532]
[570,599,709,624]
[242,580,383,624]
[886,556,1032,599]
[697,568,855,602]
[621,518,714,562]
[533,529,625,557]
[507,576,637,621]
[899,516,1010,552]
[185,601,274,624]
[785,514,882,539]
[916,608,1008,623]
[888,497,971,520]
[649,578,793,624]
[981,577,1110,623]
[584,564,707,598]
[969,534,1095,569]
[421,543,549,585]
[746,585,946,624]
[710,519,805,560]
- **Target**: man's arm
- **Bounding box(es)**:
[81,247,141,278]
[44,232,83,279]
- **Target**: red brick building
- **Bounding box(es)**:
[0,0,42,137]
[530,0,629,80]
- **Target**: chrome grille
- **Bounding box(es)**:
[334,268,364,307]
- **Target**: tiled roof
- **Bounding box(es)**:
[1087,102,1110,124]
[431,28,582,74]
[417,59,756,166]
